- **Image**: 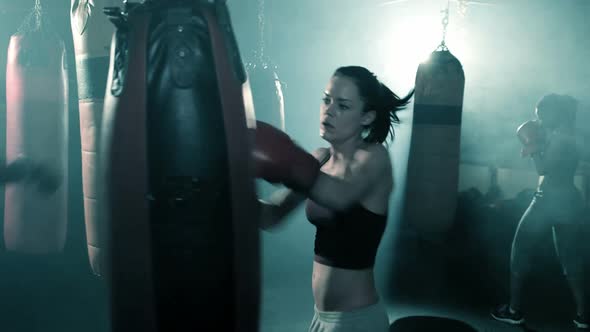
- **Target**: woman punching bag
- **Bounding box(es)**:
[70,0,116,276]
[402,48,464,234]
[4,1,68,254]
[100,1,259,331]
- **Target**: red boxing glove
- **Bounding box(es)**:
[517,120,546,157]
[252,121,320,193]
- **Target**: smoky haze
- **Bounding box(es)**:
[228,0,590,311]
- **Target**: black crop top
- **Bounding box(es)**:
[305,199,387,270]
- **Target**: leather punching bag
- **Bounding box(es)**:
[71,0,116,276]
[403,50,465,234]
[4,11,69,254]
[100,2,259,331]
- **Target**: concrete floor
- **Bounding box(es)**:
[0,256,582,332]
[260,279,580,332]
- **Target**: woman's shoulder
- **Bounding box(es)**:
[312,147,330,158]
[355,144,391,169]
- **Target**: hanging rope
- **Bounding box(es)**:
[435,0,450,51]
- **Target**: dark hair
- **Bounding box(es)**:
[333,66,414,144]
[536,93,578,129]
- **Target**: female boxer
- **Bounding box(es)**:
[255,66,413,332]
[491,94,588,330]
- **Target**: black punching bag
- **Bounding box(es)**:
[403,50,465,235]
[100,1,260,332]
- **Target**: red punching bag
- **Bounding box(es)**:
[403,49,465,234]
[71,0,116,276]
[4,4,69,254]
[100,1,259,331]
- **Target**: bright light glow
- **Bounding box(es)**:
[374,12,471,86]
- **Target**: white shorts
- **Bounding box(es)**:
[308,301,389,332]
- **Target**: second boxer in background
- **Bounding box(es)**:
[491,94,588,330]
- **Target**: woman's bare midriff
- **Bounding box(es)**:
[312,260,379,312]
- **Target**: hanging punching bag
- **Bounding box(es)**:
[403,50,465,234]
[70,0,116,276]
[4,6,69,254]
[100,1,259,331]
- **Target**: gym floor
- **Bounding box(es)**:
[0,253,579,332]
[261,276,579,332]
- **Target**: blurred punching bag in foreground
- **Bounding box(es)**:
[100,1,259,331]
[71,0,116,276]
[403,49,465,234]
[4,2,68,254]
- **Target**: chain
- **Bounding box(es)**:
[33,0,43,30]
[458,0,468,17]
[257,0,266,62]
[436,0,450,51]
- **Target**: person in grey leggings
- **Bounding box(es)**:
[491,93,588,330]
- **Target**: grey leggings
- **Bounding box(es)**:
[510,191,585,279]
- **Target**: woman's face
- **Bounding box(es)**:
[319,75,374,144]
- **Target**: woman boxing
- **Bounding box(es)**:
[491,94,588,330]
[254,66,413,332]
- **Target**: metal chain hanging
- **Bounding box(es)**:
[17,0,43,34]
[435,0,450,51]
[32,0,42,30]
[246,0,286,132]
[256,0,267,67]
[457,0,469,17]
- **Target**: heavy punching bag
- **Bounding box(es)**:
[100,1,259,331]
[403,49,465,234]
[71,0,116,276]
[4,2,69,254]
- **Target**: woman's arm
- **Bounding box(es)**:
[259,148,330,231]
[259,189,305,231]
[308,145,390,211]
